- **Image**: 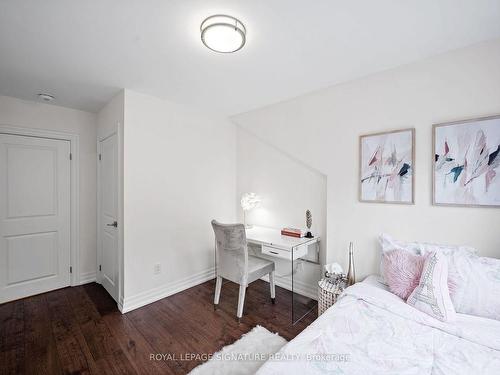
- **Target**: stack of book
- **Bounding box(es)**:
[281,227,306,238]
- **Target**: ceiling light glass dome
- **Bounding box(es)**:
[200,15,246,53]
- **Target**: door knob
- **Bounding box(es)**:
[107,221,118,228]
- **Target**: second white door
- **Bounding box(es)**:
[0,134,71,303]
[98,134,119,302]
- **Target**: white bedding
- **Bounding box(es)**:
[257,276,500,374]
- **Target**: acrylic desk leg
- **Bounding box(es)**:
[291,246,294,324]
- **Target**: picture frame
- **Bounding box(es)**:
[433,115,500,208]
[359,128,415,204]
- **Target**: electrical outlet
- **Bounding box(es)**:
[154,263,161,275]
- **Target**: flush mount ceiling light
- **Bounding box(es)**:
[38,93,55,102]
[200,15,246,53]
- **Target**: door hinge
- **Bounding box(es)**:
[70,266,73,273]
[69,153,72,160]
[99,265,102,272]
[99,154,102,161]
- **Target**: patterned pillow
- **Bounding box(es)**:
[407,252,456,322]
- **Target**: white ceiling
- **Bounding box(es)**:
[1,0,500,116]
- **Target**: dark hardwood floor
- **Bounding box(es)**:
[0,279,316,374]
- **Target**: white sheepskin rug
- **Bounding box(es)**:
[189,325,287,375]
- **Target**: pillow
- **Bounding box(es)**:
[379,233,477,256]
[378,233,477,283]
[407,252,456,322]
[382,250,426,299]
[446,252,500,321]
[383,249,457,300]
[379,233,420,255]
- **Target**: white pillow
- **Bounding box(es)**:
[379,233,421,255]
[378,233,477,284]
[446,252,500,321]
[379,233,477,256]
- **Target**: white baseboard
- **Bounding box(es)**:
[261,274,318,300]
[79,271,97,285]
[119,267,216,313]
[118,295,125,312]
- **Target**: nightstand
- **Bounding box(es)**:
[318,278,345,315]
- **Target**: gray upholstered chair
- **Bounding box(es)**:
[211,220,275,321]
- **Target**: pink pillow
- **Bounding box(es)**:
[383,249,425,300]
[407,252,456,321]
[383,249,458,300]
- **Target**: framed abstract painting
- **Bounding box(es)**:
[359,128,415,204]
[433,115,500,207]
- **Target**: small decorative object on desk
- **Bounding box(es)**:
[241,192,261,228]
[305,209,313,238]
[281,227,305,238]
[318,274,346,315]
[346,242,356,286]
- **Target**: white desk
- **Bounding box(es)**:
[246,225,320,263]
[245,225,320,325]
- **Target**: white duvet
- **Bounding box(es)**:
[257,279,500,375]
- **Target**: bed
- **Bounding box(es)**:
[256,275,500,374]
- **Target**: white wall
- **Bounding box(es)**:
[232,39,500,280]
[0,95,98,282]
[121,90,236,311]
[237,128,326,296]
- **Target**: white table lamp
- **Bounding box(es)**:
[241,192,261,228]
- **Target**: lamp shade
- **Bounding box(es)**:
[240,192,261,211]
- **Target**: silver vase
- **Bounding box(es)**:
[346,242,355,286]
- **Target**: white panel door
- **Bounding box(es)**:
[0,134,70,303]
[99,134,118,301]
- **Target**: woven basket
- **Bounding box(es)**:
[318,279,344,315]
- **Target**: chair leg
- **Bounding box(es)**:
[237,284,246,320]
[269,271,276,304]
[214,276,222,310]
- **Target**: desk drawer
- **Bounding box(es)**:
[262,244,307,261]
